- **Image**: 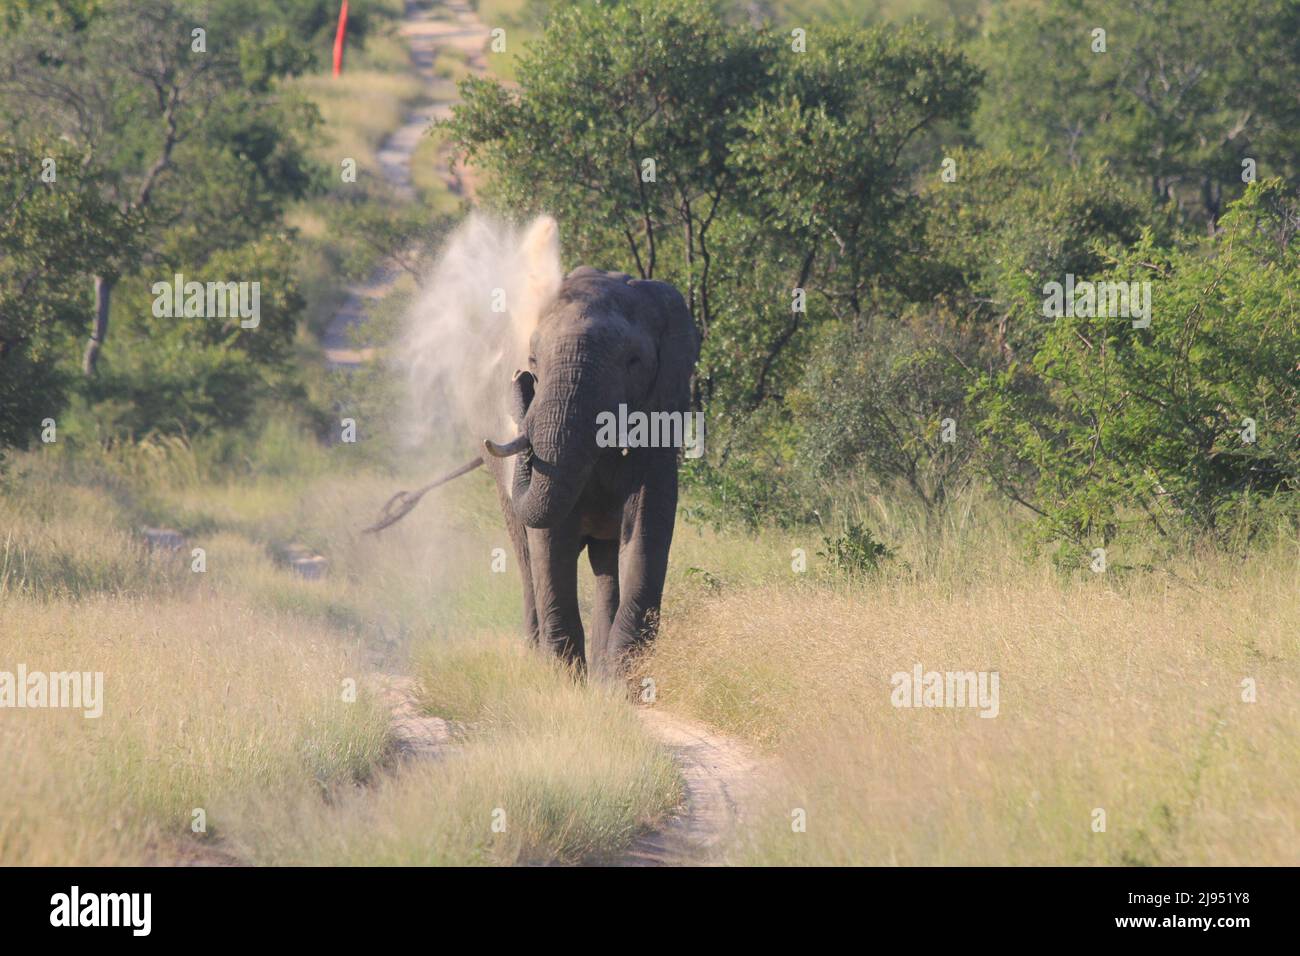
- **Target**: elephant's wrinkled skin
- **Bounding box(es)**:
[483,266,700,681]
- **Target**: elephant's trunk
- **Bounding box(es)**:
[509,352,607,529]
[509,426,598,530]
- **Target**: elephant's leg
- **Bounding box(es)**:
[511,523,539,646]
[527,524,586,671]
[602,452,678,681]
[586,537,620,677]
[491,461,539,645]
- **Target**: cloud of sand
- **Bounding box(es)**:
[400,214,561,451]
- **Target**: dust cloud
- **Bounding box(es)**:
[400,213,561,453]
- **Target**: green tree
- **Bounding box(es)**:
[977,0,1300,228]
[0,141,134,452]
[448,0,772,331]
[720,24,979,412]
[973,181,1300,546]
[448,1,979,420]
[84,233,305,437]
[916,148,1164,364]
[790,318,974,510]
[0,0,321,376]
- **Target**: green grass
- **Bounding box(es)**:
[11,415,1296,867]
[0,591,389,865]
[475,0,544,82]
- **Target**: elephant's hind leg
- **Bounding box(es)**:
[586,537,620,677]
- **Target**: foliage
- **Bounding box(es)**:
[976,0,1300,227]
[448,1,980,416]
[0,0,329,438]
[791,318,974,509]
[916,148,1166,362]
[450,0,773,367]
[973,182,1300,545]
[82,233,307,437]
[450,0,1298,553]
[0,141,136,453]
[817,520,895,576]
[680,443,808,531]
[6,0,1300,564]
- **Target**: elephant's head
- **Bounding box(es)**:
[484,267,699,529]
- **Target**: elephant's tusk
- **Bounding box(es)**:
[483,434,531,458]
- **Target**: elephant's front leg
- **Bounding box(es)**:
[586,537,620,675]
[600,452,678,682]
[526,524,586,671]
[489,460,539,646]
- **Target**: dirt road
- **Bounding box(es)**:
[329,0,763,866]
[322,0,489,368]
[623,708,765,865]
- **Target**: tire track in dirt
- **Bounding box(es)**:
[159,675,452,866]
[622,709,765,866]
[335,0,484,763]
[315,1,484,762]
[371,674,457,761]
[144,4,480,867]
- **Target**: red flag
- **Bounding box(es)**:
[332,0,349,77]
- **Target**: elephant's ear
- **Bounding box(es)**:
[508,369,535,426]
[630,279,700,415]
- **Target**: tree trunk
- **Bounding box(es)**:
[82,274,113,377]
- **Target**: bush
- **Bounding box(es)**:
[680,445,807,532]
[791,317,975,510]
[818,521,896,577]
[974,181,1300,546]
[82,233,305,438]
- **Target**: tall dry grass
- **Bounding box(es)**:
[645,495,1300,865]
[0,593,388,865]
[225,634,680,865]
[1,436,680,866]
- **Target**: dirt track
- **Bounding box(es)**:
[336,0,763,866]
[623,709,764,865]
[322,0,488,368]
[373,674,457,761]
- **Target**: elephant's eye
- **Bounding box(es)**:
[627,355,640,370]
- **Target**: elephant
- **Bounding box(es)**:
[356,219,702,681]
[479,265,700,681]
